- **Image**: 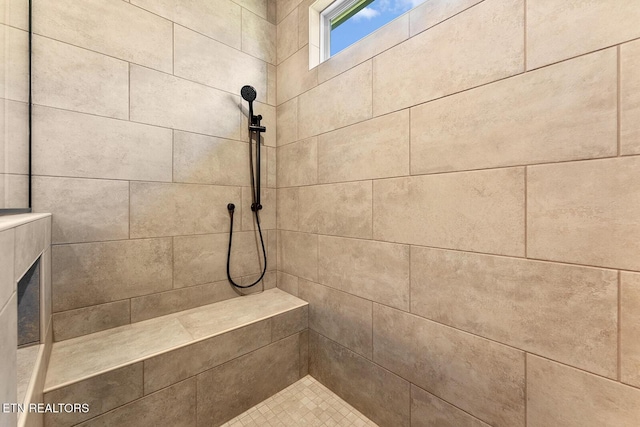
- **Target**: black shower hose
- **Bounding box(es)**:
[225,131,267,289]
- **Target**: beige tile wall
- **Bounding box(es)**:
[31,0,277,340]
[276,0,640,425]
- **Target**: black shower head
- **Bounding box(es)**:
[241,85,257,102]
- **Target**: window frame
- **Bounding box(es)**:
[318,0,375,62]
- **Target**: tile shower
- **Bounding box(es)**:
[0,0,639,426]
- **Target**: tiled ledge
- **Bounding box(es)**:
[44,288,307,393]
[0,213,51,233]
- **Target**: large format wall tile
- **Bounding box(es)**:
[0,24,29,102]
[411,385,490,427]
[52,300,131,342]
[299,181,372,238]
[144,320,271,394]
[267,63,277,105]
[44,363,143,427]
[373,305,525,427]
[277,0,303,24]
[277,187,299,231]
[130,65,241,139]
[33,176,129,244]
[277,230,317,281]
[267,146,276,187]
[276,97,297,146]
[32,106,172,182]
[373,0,524,116]
[1,173,29,209]
[318,110,409,183]
[173,131,250,186]
[621,39,640,155]
[197,334,300,426]
[0,99,29,175]
[32,36,128,119]
[52,238,172,312]
[309,331,410,427]
[527,0,640,70]
[277,271,299,296]
[527,355,640,427]
[277,45,318,104]
[130,182,240,238]
[528,157,640,270]
[409,0,483,37]
[174,25,267,103]
[272,306,308,341]
[317,15,408,84]
[299,280,372,359]
[277,8,298,64]
[373,168,525,256]
[242,9,276,64]
[76,378,196,427]
[277,137,317,187]
[0,295,17,427]
[14,217,48,281]
[173,232,267,287]
[411,49,617,174]
[411,247,618,377]
[33,0,172,72]
[131,281,237,323]
[318,236,409,310]
[621,272,640,388]
[298,61,372,139]
[241,187,276,231]
[242,100,276,147]
[130,0,241,49]
[236,0,268,19]
[0,229,15,310]
[0,0,29,30]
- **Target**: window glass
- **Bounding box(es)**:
[329,0,427,56]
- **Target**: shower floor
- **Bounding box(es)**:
[221,376,379,427]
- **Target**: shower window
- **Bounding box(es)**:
[318,0,426,60]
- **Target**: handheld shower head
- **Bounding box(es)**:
[241,85,257,102]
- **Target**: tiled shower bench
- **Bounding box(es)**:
[43,289,309,427]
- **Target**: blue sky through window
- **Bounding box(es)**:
[330,0,426,56]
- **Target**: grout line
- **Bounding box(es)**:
[314,330,493,426]
[524,352,528,427]
[277,34,640,110]
[369,180,373,239]
[618,270,622,381]
[310,295,630,396]
[123,1,274,66]
[31,102,265,144]
[32,32,275,106]
[128,181,131,239]
[128,62,131,120]
[171,130,175,183]
[408,108,411,175]
[171,236,175,289]
[31,172,277,189]
[278,153,634,187]
[370,300,374,361]
[523,0,527,71]
[617,45,621,156]
[408,246,411,312]
[524,166,528,258]
[172,23,175,75]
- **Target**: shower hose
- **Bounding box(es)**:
[225,130,267,289]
